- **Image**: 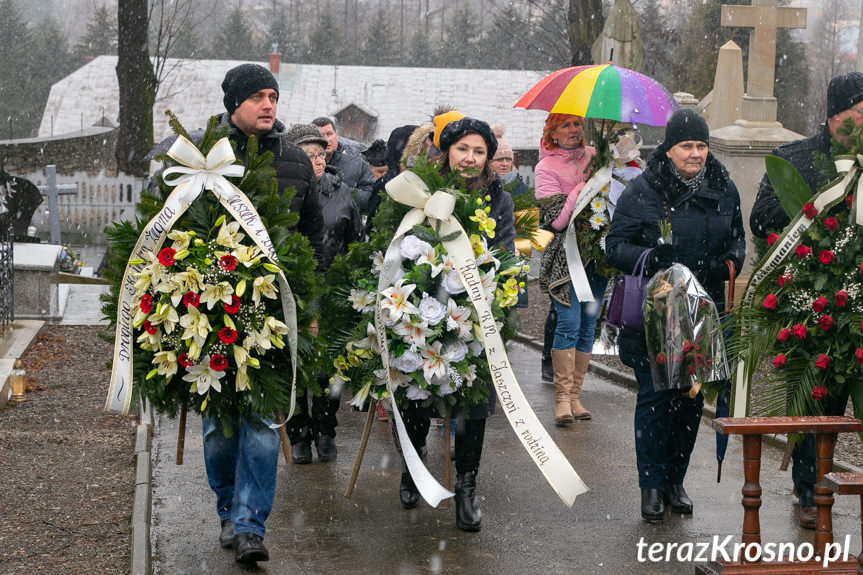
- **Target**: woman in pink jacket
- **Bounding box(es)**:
[535,113,606,426]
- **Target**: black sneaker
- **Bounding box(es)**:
[316,434,337,462]
[233,532,269,564]
[219,519,233,549]
[291,441,312,464]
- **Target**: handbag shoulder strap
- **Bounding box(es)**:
[633,248,653,276]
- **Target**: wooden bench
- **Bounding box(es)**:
[822,472,863,575]
[696,416,863,574]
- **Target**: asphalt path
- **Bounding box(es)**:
[151,342,862,574]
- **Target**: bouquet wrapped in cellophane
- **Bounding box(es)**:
[644,264,729,394]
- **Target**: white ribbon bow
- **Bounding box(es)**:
[386,170,457,223]
[162,136,245,203]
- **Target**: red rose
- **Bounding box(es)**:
[803,202,818,219]
[762,294,778,310]
[682,341,694,352]
[824,217,839,232]
[767,233,779,246]
[792,323,807,339]
[818,315,833,331]
[219,255,237,272]
[178,353,194,367]
[772,354,787,369]
[795,244,812,258]
[209,354,228,372]
[158,247,177,266]
[811,296,827,313]
[776,329,792,343]
[686,364,698,376]
[218,327,238,344]
[848,194,854,209]
[143,319,157,335]
[778,274,792,287]
[856,348,863,365]
[815,354,831,370]
[812,386,828,401]
[223,294,241,315]
[835,291,848,307]
[183,291,200,308]
[655,353,667,365]
[139,293,153,314]
[819,249,834,264]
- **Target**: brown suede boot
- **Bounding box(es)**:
[570,351,592,420]
[551,349,575,426]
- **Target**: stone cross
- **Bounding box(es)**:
[721,0,806,123]
[37,165,77,245]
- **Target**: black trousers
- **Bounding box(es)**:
[403,414,486,475]
[286,375,341,443]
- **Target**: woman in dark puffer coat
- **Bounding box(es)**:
[605,109,745,524]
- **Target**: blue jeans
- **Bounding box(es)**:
[633,369,703,489]
[551,272,608,352]
[202,413,280,538]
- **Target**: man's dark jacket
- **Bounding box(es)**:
[605,148,746,370]
[214,114,325,266]
[328,143,377,213]
[750,123,832,238]
[318,165,363,270]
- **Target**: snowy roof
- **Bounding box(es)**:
[38,56,551,150]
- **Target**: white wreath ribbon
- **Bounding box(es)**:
[377,171,588,508]
[564,165,613,302]
[732,155,863,416]
[106,136,298,423]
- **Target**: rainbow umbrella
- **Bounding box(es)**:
[514,63,678,127]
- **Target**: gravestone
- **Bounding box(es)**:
[13,243,63,320]
[709,0,807,273]
[37,165,77,245]
[700,41,745,130]
[591,0,643,70]
[0,169,42,241]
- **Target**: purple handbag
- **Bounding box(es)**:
[606,249,653,333]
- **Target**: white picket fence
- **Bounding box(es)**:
[24,171,147,244]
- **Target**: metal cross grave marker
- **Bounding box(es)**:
[37,165,77,245]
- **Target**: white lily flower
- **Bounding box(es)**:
[393,317,431,347]
[348,289,377,313]
[201,281,234,310]
[420,340,448,381]
[167,230,194,252]
[149,301,180,334]
[265,315,289,335]
[370,251,384,276]
[153,350,178,377]
[464,364,478,386]
[445,298,474,341]
[352,323,380,354]
[429,253,457,278]
[480,269,497,301]
[252,274,278,305]
[233,245,263,267]
[182,358,226,395]
[179,306,211,348]
[235,365,250,392]
[215,221,245,249]
[379,279,419,325]
[349,380,373,409]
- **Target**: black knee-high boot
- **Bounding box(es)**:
[541,303,557,383]
[454,418,485,531]
[398,415,430,509]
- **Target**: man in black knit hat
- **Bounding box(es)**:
[750,71,863,530]
[202,63,324,565]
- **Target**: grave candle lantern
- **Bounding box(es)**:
[10,360,26,402]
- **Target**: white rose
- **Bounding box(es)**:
[436,379,456,396]
[468,340,484,357]
[441,270,466,295]
[444,340,468,363]
[418,295,447,325]
[394,349,423,373]
[400,235,432,261]
[406,384,431,401]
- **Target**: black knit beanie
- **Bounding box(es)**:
[827,72,863,117]
[363,139,387,166]
[438,117,498,159]
[662,109,709,150]
[222,64,280,115]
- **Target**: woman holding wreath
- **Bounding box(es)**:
[605,109,745,523]
[397,109,515,532]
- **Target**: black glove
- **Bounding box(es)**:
[708,256,730,277]
[644,244,676,276]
